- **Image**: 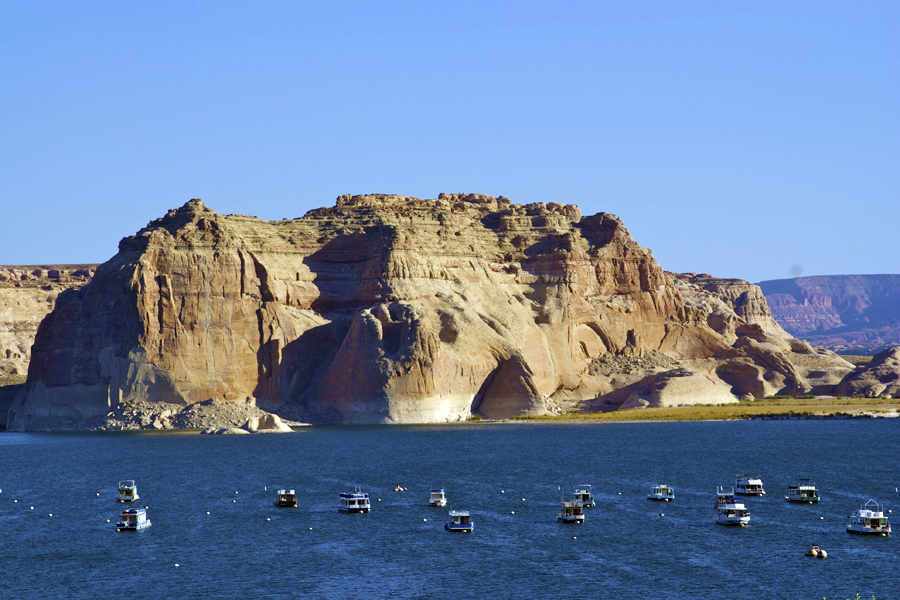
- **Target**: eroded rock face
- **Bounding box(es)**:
[7,195,854,430]
[0,266,96,380]
[836,347,900,398]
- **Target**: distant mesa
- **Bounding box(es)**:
[1,194,880,431]
[759,275,900,355]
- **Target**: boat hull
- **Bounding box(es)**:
[116,522,151,531]
[339,507,369,513]
[846,527,890,536]
[445,524,474,532]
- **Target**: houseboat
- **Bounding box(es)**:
[846,499,891,536]
[339,488,370,513]
[445,509,474,532]
[429,489,447,507]
[785,478,820,504]
[648,484,675,502]
[573,485,595,507]
[716,487,750,526]
[116,508,151,531]
[558,499,585,523]
[273,489,297,507]
[117,480,139,503]
[735,474,766,496]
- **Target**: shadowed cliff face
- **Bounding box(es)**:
[7,195,853,430]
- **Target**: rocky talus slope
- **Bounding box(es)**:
[759,275,900,355]
[8,196,855,431]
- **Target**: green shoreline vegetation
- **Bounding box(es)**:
[513,397,900,423]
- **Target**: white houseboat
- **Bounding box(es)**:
[558,499,585,523]
[339,488,370,513]
[273,489,297,507]
[846,499,891,536]
[116,508,151,531]
[445,509,474,532]
[716,486,750,526]
[648,484,675,501]
[735,474,766,496]
[573,485,595,507]
[785,478,819,504]
[429,489,447,507]
[117,480,139,503]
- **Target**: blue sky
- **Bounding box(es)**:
[2,1,897,283]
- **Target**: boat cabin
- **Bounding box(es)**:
[274,489,297,507]
[648,484,675,501]
[735,474,766,496]
[716,486,750,526]
[116,508,151,531]
[117,480,139,503]
[429,489,447,507]
[558,500,585,523]
[445,509,474,532]
[786,478,819,503]
[573,484,595,507]
[847,499,892,536]
[339,489,371,513]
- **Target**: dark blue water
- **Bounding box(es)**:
[0,420,897,599]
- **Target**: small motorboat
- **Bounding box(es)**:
[716,486,750,526]
[558,499,585,524]
[116,508,151,531]
[735,474,765,496]
[339,487,370,513]
[445,509,474,532]
[846,499,891,536]
[805,544,827,558]
[648,484,675,502]
[429,489,447,507]
[117,480,140,503]
[573,485,595,508]
[785,478,820,504]
[273,489,297,507]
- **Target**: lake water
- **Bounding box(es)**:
[0,420,897,599]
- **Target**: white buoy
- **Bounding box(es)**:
[501,490,505,493]
[573,536,577,539]
[235,491,238,494]
[378,499,381,502]
[617,492,622,495]
[659,513,664,516]
[48,514,52,517]
[521,498,525,501]
[206,511,210,515]
[422,518,427,522]
[233,500,236,503]
[30,506,34,510]
[106,519,110,523]
[819,516,824,520]
[175,564,180,567]
[510,511,515,515]
[266,518,271,521]
[308,527,312,530]
[96,493,100,496]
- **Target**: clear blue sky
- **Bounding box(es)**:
[2,1,897,283]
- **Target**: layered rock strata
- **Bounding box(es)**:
[8,195,855,430]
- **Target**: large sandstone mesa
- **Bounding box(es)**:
[760,275,900,355]
[8,195,852,430]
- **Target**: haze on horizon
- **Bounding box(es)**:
[1,1,897,284]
